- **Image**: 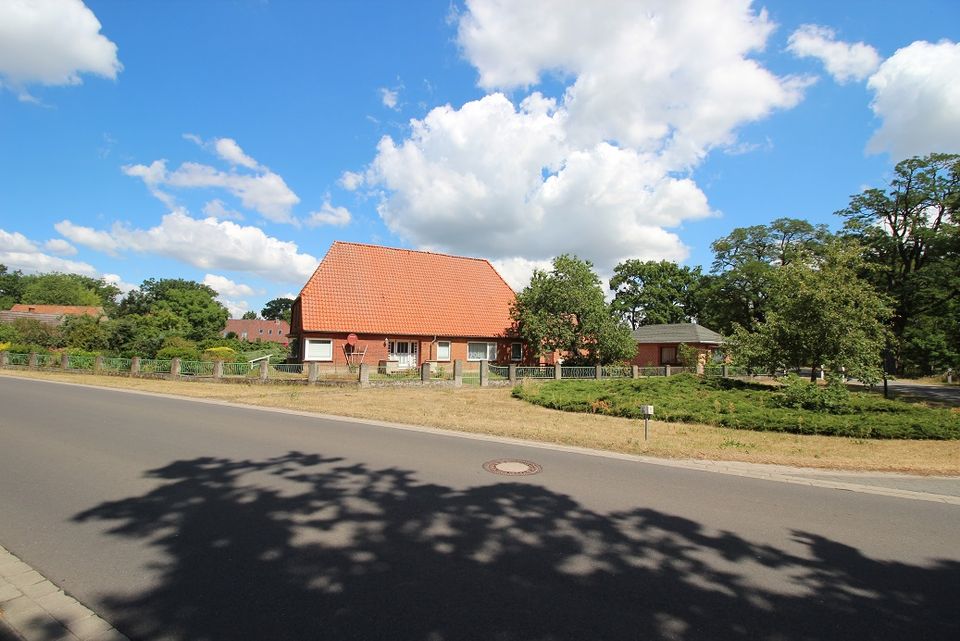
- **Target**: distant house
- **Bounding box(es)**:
[222,319,290,346]
[289,241,529,368]
[1,304,105,327]
[629,323,725,367]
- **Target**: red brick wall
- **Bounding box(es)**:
[296,332,532,366]
[629,343,718,366]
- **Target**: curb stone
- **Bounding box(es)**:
[0,546,128,641]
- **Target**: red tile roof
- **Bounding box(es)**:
[297,242,517,337]
[9,304,104,317]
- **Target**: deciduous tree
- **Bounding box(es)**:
[609,260,701,329]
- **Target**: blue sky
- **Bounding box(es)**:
[1,0,958,316]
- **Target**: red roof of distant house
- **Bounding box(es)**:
[297,242,517,337]
[9,304,104,317]
[223,318,290,345]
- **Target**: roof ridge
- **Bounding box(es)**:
[331,240,492,264]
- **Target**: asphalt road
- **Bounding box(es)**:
[0,377,958,641]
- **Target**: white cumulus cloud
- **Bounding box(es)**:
[0,228,98,275]
[306,201,352,227]
[0,0,121,100]
[202,199,245,221]
[787,24,881,84]
[213,138,260,169]
[44,238,77,256]
[202,273,258,299]
[866,40,960,159]
[54,219,120,255]
[338,171,364,191]
[380,87,399,109]
[357,0,810,280]
[56,211,319,283]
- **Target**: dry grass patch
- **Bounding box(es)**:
[3,369,959,475]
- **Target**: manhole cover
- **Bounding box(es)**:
[482,459,543,476]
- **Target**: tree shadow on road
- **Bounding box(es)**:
[74,452,959,641]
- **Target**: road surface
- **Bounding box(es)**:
[0,376,957,641]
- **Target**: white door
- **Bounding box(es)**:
[389,341,418,369]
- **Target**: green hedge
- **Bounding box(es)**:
[512,374,960,440]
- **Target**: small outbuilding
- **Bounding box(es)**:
[629,323,725,367]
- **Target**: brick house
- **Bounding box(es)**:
[629,323,725,367]
[289,242,530,369]
[1,304,105,327]
[222,319,290,345]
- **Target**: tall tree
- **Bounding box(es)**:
[241,311,258,320]
[609,260,702,329]
[118,279,228,342]
[0,265,24,311]
[699,218,832,334]
[837,153,960,373]
[261,297,293,322]
[727,241,891,382]
[512,255,635,365]
[18,273,119,312]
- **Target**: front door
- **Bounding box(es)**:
[389,341,418,369]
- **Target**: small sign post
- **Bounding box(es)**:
[640,405,654,440]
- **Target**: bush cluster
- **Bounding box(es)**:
[776,374,851,413]
[512,374,959,440]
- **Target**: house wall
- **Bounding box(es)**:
[295,331,534,366]
[630,342,719,366]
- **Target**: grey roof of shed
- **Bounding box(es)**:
[630,323,725,344]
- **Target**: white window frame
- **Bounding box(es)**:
[511,342,523,362]
[436,341,451,362]
[467,342,497,362]
[304,338,334,362]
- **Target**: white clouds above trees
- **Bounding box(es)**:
[362,0,800,285]
[0,0,121,100]
[0,228,98,275]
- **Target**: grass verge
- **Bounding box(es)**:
[2,369,959,475]
[513,375,960,440]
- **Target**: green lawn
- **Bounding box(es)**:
[513,374,960,440]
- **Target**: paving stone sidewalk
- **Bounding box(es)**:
[0,546,127,641]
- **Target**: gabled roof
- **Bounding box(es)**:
[297,242,516,337]
[9,304,104,317]
[630,323,725,344]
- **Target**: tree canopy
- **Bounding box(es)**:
[610,260,701,329]
[837,153,960,374]
[512,255,634,365]
[117,278,228,342]
[261,297,293,322]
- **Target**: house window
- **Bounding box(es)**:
[660,346,679,365]
[259,328,264,334]
[268,329,273,335]
[468,342,497,361]
[511,342,523,361]
[437,341,451,361]
[304,339,333,361]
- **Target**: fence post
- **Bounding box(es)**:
[28,352,38,369]
[696,360,704,376]
[554,363,562,380]
[632,365,639,379]
[0,351,8,368]
[170,357,181,379]
[947,368,954,385]
[421,362,431,383]
[595,364,602,380]
[665,365,671,377]
[308,362,318,383]
[61,353,69,370]
[213,360,224,379]
[130,356,140,377]
[359,363,370,387]
[722,364,729,378]
[453,359,463,387]
[479,360,489,387]
[259,360,269,381]
[508,364,517,383]
[94,355,104,373]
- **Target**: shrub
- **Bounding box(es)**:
[156,336,200,361]
[775,374,851,413]
[203,346,238,362]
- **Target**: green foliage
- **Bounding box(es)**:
[0,265,25,311]
[156,336,201,361]
[261,297,293,322]
[241,311,258,320]
[11,318,60,348]
[6,343,53,355]
[838,153,960,374]
[118,278,228,342]
[512,255,635,365]
[202,346,239,362]
[513,375,959,440]
[17,272,119,313]
[59,314,109,352]
[698,218,832,334]
[609,260,701,329]
[776,374,850,413]
[727,241,891,384]
[0,322,22,344]
[676,343,700,369]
